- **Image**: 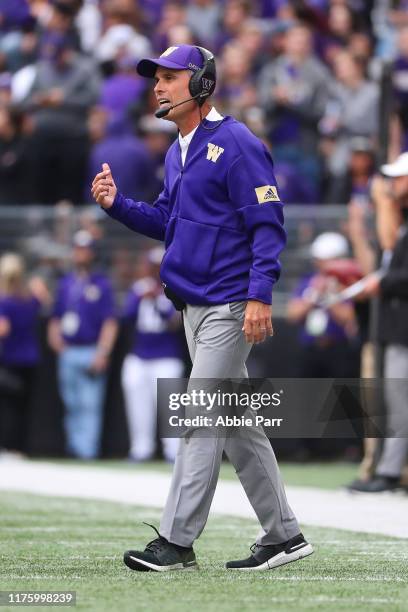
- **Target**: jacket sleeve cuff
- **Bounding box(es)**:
[104,191,126,220]
[247,270,274,305]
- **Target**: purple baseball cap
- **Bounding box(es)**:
[137,45,204,78]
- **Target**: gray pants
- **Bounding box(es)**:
[159,302,300,548]
[376,344,408,478]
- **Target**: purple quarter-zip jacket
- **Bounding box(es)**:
[106,115,286,305]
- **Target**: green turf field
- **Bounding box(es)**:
[1,492,407,612]
[43,459,359,490]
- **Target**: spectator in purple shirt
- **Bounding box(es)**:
[86,108,156,202]
[48,230,118,459]
[99,56,147,121]
[121,246,184,462]
[0,253,49,456]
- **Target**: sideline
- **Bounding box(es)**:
[0,458,406,538]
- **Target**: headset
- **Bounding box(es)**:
[188,46,217,105]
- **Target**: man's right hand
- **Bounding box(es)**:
[91,163,117,209]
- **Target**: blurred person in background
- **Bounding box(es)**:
[216,41,258,119]
[349,152,408,492]
[85,106,155,202]
[324,136,376,205]
[391,25,408,154]
[0,0,37,74]
[347,31,375,78]
[95,0,151,68]
[33,0,83,54]
[258,23,331,200]
[21,30,100,204]
[235,18,270,77]
[212,0,252,53]
[286,231,362,459]
[0,104,32,204]
[372,0,408,60]
[185,0,222,48]
[166,24,195,48]
[319,49,379,204]
[48,230,118,459]
[320,1,358,64]
[0,253,49,456]
[137,0,167,29]
[121,246,184,463]
[137,114,177,200]
[151,1,186,52]
[98,55,147,124]
[344,175,390,482]
[75,0,103,55]
[287,232,361,379]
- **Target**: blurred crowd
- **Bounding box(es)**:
[0,0,408,206]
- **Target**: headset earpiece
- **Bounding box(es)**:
[189,46,216,106]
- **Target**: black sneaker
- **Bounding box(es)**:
[123,524,198,572]
[347,475,400,493]
[226,533,313,571]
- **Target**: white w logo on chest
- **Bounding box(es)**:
[206,142,224,163]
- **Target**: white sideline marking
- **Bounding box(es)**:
[0,459,407,539]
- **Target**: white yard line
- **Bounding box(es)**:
[1,458,407,539]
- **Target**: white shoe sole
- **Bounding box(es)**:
[226,543,314,571]
[127,555,199,572]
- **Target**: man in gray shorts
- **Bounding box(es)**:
[92,44,313,571]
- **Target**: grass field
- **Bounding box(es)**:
[1,491,408,612]
[43,459,359,490]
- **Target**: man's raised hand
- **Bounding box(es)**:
[91,162,117,209]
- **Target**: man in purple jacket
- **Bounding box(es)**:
[92,45,313,572]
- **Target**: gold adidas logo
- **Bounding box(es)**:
[255,185,280,204]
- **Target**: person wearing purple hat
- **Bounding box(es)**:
[92,44,312,572]
[48,230,118,459]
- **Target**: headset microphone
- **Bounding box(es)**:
[154,92,208,119]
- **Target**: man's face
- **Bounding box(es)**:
[154,67,195,122]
